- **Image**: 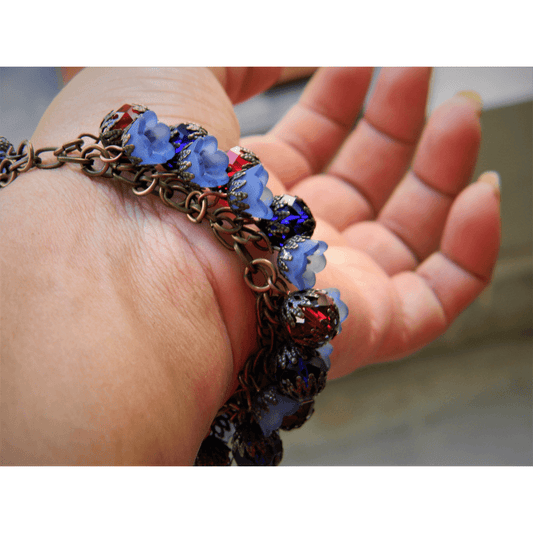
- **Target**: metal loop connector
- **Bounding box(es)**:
[243,258,278,293]
[79,144,112,177]
[132,176,159,196]
[10,140,35,173]
[185,190,209,224]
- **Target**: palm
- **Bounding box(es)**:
[239,68,500,379]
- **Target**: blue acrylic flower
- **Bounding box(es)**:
[278,236,328,290]
[126,110,175,165]
[227,164,274,219]
[315,290,348,370]
[255,386,301,437]
[316,343,333,370]
[182,136,229,188]
[323,288,349,333]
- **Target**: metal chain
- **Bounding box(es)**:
[1,135,288,421]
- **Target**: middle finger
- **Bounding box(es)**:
[290,67,432,230]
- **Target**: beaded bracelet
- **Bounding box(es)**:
[0,104,348,466]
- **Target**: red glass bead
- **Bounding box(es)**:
[281,289,340,347]
[100,104,147,147]
[112,104,143,131]
[226,146,257,178]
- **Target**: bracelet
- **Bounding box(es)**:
[0,104,348,466]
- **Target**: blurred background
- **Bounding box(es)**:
[1,67,531,465]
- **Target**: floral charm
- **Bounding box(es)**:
[227,164,274,220]
[123,110,175,165]
[252,386,301,437]
[179,136,230,188]
[323,288,349,333]
[278,235,328,290]
[316,343,334,370]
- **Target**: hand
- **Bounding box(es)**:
[0,68,500,465]
[239,68,501,378]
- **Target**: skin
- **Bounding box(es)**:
[0,67,501,465]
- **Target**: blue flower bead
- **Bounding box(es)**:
[315,289,348,369]
[254,386,301,437]
[278,236,328,290]
[182,136,229,188]
[323,288,349,333]
[125,110,175,165]
[316,343,334,370]
[227,164,274,220]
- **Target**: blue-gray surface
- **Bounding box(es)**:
[1,67,531,466]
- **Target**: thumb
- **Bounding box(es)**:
[61,67,291,107]
[209,67,283,104]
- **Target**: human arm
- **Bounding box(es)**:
[0,67,500,465]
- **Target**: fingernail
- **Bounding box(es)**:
[455,90,483,116]
[478,171,501,198]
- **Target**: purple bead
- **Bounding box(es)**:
[164,125,194,170]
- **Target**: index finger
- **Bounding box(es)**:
[245,67,374,187]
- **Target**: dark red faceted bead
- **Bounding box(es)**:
[99,104,147,147]
[281,289,340,347]
[112,104,144,130]
[226,146,259,178]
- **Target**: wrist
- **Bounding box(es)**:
[0,171,235,465]
[34,67,240,153]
